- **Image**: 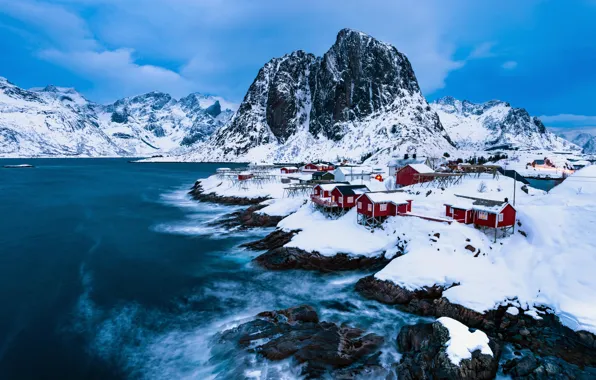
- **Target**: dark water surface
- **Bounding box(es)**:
[0,159,419,379]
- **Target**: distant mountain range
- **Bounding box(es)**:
[548,127,596,154]
[0,77,236,157]
[0,29,582,160]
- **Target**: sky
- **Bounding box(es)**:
[0,0,594,129]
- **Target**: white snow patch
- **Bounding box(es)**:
[438,317,493,366]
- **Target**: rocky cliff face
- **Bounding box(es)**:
[431,96,578,152]
[191,28,454,164]
[0,77,235,157]
[570,132,596,154]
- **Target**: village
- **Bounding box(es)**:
[196,152,596,347]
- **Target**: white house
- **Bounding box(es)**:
[334,166,373,182]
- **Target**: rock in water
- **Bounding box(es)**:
[503,355,596,379]
[216,305,385,378]
[396,320,501,380]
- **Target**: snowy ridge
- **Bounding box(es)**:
[0,77,236,157]
[432,96,578,152]
[177,29,455,164]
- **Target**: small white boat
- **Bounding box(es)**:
[3,164,34,168]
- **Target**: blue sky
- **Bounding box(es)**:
[0,0,595,128]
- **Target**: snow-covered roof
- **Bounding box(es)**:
[407,163,434,174]
[365,191,411,204]
[335,166,373,175]
[444,195,512,214]
[238,171,252,175]
[317,183,340,191]
[281,166,298,170]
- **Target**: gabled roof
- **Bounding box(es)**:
[281,166,298,170]
[316,183,341,191]
[406,163,434,174]
[364,191,411,205]
[335,166,373,175]
[532,159,546,165]
[312,171,334,177]
[444,195,514,214]
[335,185,369,196]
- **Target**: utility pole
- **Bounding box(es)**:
[513,171,516,206]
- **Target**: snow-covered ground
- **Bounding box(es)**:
[495,151,583,178]
[375,166,596,335]
[438,317,493,366]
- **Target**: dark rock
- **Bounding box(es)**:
[465,244,476,252]
[217,305,385,378]
[189,181,269,205]
[254,247,398,272]
[396,321,501,380]
[242,229,300,251]
[503,355,596,379]
[211,204,283,230]
[355,276,596,369]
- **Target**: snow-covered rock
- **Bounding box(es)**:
[180,28,455,164]
[0,77,236,157]
[432,96,578,152]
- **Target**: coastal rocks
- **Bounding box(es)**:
[210,204,284,230]
[396,320,501,380]
[254,247,398,272]
[355,276,596,369]
[241,229,300,250]
[189,180,269,205]
[216,305,385,378]
[503,355,596,379]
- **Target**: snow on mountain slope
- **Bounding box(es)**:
[432,96,578,152]
[180,29,455,164]
[0,77,236,157]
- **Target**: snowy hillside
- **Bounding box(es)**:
[178,29,455,164]
[432,96,577,152]
[0,77,236,157]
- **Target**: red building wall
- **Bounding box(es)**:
[313,185,331,197]
[498,204,516,227]
[332,188,359,209]
[396,166,432,187]
[357,195,409,217]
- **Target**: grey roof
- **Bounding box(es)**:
[454,194,507,208]
[335,185,369,196]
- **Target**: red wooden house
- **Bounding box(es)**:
[311,184,368,214]
[444,195,517,241]
[238,171,254,181]
[396,164,435,187]
[357,191,413,227]
[303,163,335,172]
[331,185,369,209]
[280,166,299,174]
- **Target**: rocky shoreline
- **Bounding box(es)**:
[214,305,386,378]
[189,180,270,206]
[355,276,596,370]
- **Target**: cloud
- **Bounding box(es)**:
[501,60,518,70]
[541,114,596,126]
[468,42,497,59]
[39,48,195,101]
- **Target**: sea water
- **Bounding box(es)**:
[0,158,423,379]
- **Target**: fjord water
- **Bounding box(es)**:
[0,159,420,379]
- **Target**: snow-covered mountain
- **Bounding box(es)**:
[182,29,455,164]
[0,77,236,157]
[557,132,596,154]
[431,96,577,152]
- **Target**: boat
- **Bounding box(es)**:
[3,164,34,168]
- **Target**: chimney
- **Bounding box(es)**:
[504,197,509,203]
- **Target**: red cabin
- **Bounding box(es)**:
[238,172,253,181]
[396,164,435,187]
[444,195,517,241]
[303,163,335,172]
[357,192,413,227]
[331,185,369,209]
[280,166,298,174]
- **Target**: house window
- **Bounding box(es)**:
[368,204,373,212]
[478,211,488,220]
[314,189,319,195]
[449,207,454,214]
[498,213,504,222]
[347,196,353,203]
[338,197,343,204]
[357,202,362,209]
[380,204,388,211]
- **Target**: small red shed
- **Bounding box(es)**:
[357,191,413,227]
[280,166,298,174]
[396,164,435,187]
[238,171,253,181]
